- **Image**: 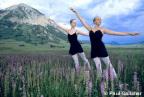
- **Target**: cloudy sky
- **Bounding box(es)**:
[0,0,144,44]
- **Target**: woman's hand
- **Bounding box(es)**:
[129,32,139,36]
[70,7,77,14]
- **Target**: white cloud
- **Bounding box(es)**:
[0,0,141,26]
[87,0,140,19]
[69,0,92,9]
[0,0,93,20]
[0,0,28,9]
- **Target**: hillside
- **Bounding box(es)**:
[0,3,67,45]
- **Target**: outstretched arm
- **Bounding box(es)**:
[51,20,69,33]
[103,28,139,36]
[76,29,89,36]
[70,8,92,31]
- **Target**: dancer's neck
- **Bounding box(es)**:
[95,25,100,28]
[71,26,75,29]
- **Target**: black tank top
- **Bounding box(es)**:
[89,30,108,58]
[67,32,83,55]
[68,33,79,44]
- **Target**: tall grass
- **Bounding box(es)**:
[0,48,144,97]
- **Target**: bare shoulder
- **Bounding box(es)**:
[100,27,107,34]
[67,29,72,34]
[75,29,81,34]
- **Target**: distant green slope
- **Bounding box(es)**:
[0,3,67,45]
[0,19,67,45]
[0,39,69,54]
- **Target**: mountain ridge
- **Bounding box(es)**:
[0,3,67,45]
[0,3,56,26]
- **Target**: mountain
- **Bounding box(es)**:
[0,3,67,45]
[0,3,54,26]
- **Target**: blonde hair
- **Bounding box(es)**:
[93,16,101,22]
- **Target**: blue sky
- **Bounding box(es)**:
[0,0,144,44]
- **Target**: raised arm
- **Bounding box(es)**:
[103,28,139,36]
[51,20,69,33]
[76,29,89,36]
[70,8,92,31]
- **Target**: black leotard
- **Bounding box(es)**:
[89,30,108,58]
[68,33,83,55]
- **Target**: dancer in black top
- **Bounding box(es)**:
[70,8,139,79]
[52,19,91,72]
[89,30,108,58]
[68,31,83,55]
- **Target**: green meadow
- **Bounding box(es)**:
[0,39,144,97]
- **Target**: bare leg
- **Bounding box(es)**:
[72,54,80,73]
[101,56,117,80]
[93,57,102,77]
[78,52,91,70]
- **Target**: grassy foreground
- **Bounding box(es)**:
[0,41,144,97]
